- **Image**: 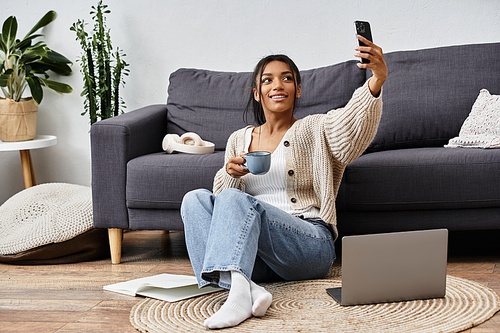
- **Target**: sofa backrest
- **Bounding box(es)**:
[166,42,500,153]
[166,60,366,150]
[366,42,500,152]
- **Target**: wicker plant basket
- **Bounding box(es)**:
[0,97,38,142]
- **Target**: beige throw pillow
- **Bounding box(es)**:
[446,89,500,148]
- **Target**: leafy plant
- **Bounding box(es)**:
[0,10,73,104]
[71,1,129,125]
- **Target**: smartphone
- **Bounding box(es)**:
[354,21,373,64]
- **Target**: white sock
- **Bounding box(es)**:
[250,281,272,317]
[204,271,252,329]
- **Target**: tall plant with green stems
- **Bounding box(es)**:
[0,10,73,104]
[71,1,129,125]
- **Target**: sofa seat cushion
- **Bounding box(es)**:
[126,152,225,209]
[336,148,500,211]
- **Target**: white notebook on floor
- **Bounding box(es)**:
[103,273,222,302]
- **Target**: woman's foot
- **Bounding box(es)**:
[204,271,252,329]
[250,281,272,317]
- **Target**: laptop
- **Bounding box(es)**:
[327,229,448,306]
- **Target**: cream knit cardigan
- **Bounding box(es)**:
[213,80,383,240]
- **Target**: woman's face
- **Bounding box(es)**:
[254,61,301,117]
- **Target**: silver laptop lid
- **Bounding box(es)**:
[331,229,448,306]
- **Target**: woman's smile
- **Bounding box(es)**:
[269,92,289,101]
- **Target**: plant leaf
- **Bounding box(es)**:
[15,34,43,50]
[24,11,56,39]
[19,54,43,65]
[42,78,73,94]
[45,49,72,64]
[22,42,48,58]
[2,16,18,49]
[25,76,43,104]
[0,73,11,87]
[0,37,7,54]
[30,60,72,76]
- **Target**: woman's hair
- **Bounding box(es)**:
[244,54,301,126]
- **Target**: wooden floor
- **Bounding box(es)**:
[0,229,499,333]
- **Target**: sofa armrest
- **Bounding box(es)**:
[90,104,168,229]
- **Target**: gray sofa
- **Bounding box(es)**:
[91,42,500,264]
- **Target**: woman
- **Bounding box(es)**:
[181,35,387,329]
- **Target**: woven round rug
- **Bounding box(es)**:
[130,275,500,333]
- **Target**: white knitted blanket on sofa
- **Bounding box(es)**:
[0,183,93,255]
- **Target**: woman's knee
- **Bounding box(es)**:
[216,188,251,205]
[182,189,211,204]
[181,189,213,218]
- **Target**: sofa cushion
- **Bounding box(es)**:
[166,60,366,151]
[126,151,225,209]
[336,147,500,211]
[366,42,500,152]
[0,183,109,264]
[0,183,94,255]
[446,89,500,148]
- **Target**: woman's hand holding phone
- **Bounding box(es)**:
[354,21,387,97]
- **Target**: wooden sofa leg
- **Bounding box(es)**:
[108,228,123,264]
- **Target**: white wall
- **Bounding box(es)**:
[1,0,499,204]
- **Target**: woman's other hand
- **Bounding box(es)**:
[226,152,250,178]
[355,35,387,96]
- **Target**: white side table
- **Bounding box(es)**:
[0,135,57,188]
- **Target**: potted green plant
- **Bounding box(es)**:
[0,10,73,142]
[71,1,129,125]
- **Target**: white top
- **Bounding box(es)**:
[0,135,57,152]
[242,127,320,219]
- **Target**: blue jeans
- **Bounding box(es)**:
[180,188,336,289]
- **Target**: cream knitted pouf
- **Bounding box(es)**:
[0,183,93,255]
